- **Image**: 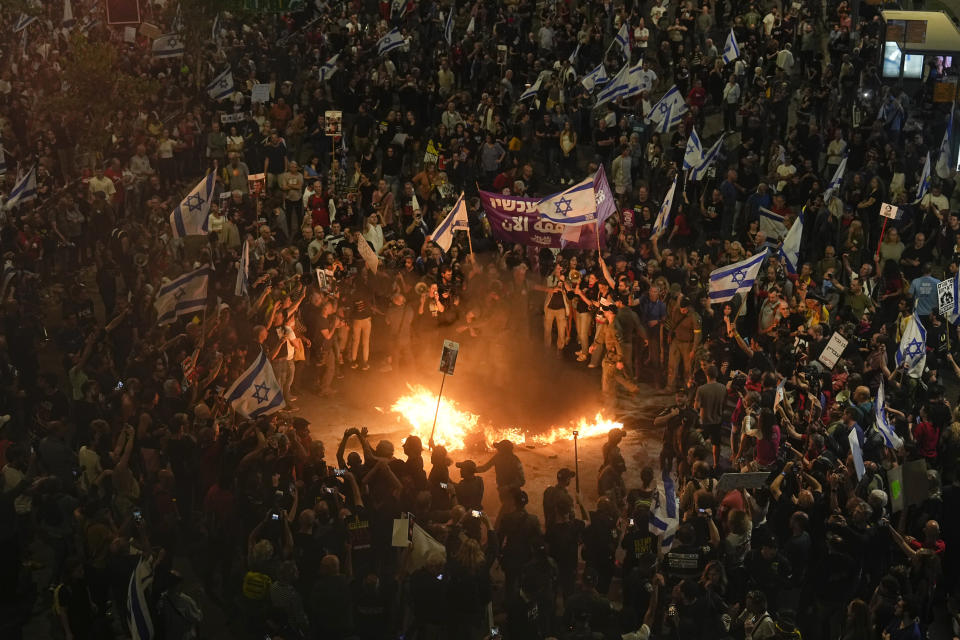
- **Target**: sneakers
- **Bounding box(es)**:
[577,353,588,362]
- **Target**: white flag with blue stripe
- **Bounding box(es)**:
[644,86,688,134]
[759,207,787,240]
[874,380,904,450]
[127,554,155,640]
[683,127,702,170]
[649,469,679,551]
[708,249,767,302]
[823,156,847,203]
[519,75,542,102]
[225,348,286,418]
[169,174,216,238]
[378,27,405,55]
[13,14,37,33]
[690,135,724,181]
[430,192,470,252]
[614,23,630,59]
[568,43,580,64]
[936,109,953,179]
[319,53,339,82]
[780,212,803,274]
[652,176,676,237]
[596,62,647,106]
[581,63,608,93]
[722,28,740,64]
[152,34,185,58]
[206,67,234,101]
[896,313,927,378]
[5,167,37,210]
[154,266,210,325]
[444,9,454,45]
[63,0,75,29]
[914,152,931,204]
[537,177,598,226]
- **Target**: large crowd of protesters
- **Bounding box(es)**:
[2,1,960,640]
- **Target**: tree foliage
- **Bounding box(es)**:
[43,36,158,158]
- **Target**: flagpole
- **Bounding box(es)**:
[875,218,889,261]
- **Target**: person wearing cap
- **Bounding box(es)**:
[589,304,639,411]
[665,297,701,390]
[454,460,484,512]
[476,439,525,493]
[542,468,576,533]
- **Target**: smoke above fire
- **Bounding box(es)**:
[389,384,622,451]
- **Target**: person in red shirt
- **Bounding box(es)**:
[911,406,940,464]
[687,78,707,111]
[889,519,946,556]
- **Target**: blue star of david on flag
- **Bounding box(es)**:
[896,313,927,379]
[174,287,186,300]
[224,348,286,418]
[252,381,269,404]
[904,338,924,358]
[730,269,747,284]
[554,196,573,215]
[185,192,205,212]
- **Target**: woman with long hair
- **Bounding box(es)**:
[842,599,872,640]
[742,407,780,468]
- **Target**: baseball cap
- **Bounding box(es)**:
[455,459,477,473]
[557,468,576,481]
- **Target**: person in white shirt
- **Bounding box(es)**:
[825,130,847,176]
[776,43,795,75]
[634,19,649,53]
[762,9,778,36]
[722,76,741,132]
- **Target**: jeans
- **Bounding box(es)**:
[575,312,593,354]
[350,317,372,364]
[273,358,295,403]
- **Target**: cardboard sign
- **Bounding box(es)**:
[123,26,137,43]
[938,278,955,316]
[250,83,271,103]
[716,472,771,495]
[221,112,247,124]
[880,202,901,219]
[888,465,904,513]
[439,340,459,375]
[139,22,163,39]
[818,332,849,369]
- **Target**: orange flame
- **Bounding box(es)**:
[389,384,622,451]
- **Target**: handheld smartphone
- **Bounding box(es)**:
[333,468,347,477]
[271,512,280,521]
[323,486,337,494]
[115,380,124,391]
[471,509,482,518]
[629,518,635,526]
[133,508,143,524]
[436,573,443,580]
[490,627,500,637]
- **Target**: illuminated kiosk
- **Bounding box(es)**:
[880,10,960,167]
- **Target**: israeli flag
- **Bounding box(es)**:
[430,191,470,252]
[682,127,703,170]
[936,109,953,179]
[722,28,740,64]
[914,152,931,204]
[759,207,787,240]
[206,68,234,101]
[519,75,542,102]
[444,9,454,45]
[596,62,646,106]
[581,63,608,93]
[614,23,630,59]
[537,177,598,226]
[708,249,768,302]
[568,43,581,64]
[235,240,249,297]
[649,469,679,551]
[690,135,724,181]
[13,14,37,33]
[644,86,689,134]
[63,0,75,29]
[651,176,676,237]
[391,0,407,18]
[319,53,339,82]
[895,313,927,379]
[169,174,216,238]
[225,348,286,418]
[779,212,803,274]
[823,156,847,203]
[127,555,155,640]
[154,266,210,325]
[5,167,37,210]
[874,380,904,450]
[378,27,405,55]
[152,34,185,58]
